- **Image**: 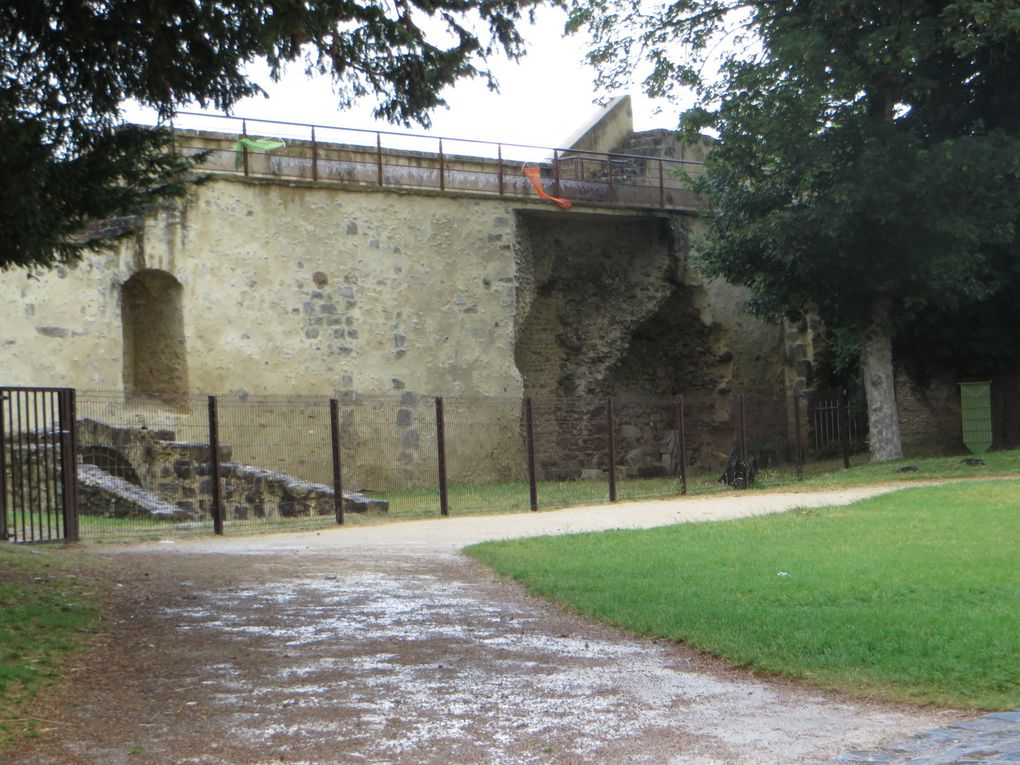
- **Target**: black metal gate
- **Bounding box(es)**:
[0,388,79,543]
[808,388,868,460]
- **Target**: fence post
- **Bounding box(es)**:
[435,397,449,517]
[607,398,617,502]
[311,126,319,182]
[207,396,224,535]
[840,388,851,469]
[0,392,6,540]
[525,397,538,511]
[329,398,345,525]
[58,388,79,543]
[376,133,384,186]
[607,155,614,201]
[241,120,250,177]
[794,393,804,480]
[675,395,688,496]
[738,394,748,464]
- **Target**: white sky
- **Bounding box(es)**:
[122,6,690,151]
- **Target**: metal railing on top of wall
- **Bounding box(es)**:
[167,111,707,211]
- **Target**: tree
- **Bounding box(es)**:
[1,0,532,270]
[569,0,1020,460]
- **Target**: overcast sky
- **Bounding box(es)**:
[123,7,690,152]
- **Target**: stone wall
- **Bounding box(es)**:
[1,120,797,480]
[75,419,386,521]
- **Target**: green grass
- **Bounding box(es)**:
[0,545,103,745]
[62,447,1020,538]
[465,479,1020,709]
[797,448,1020,487]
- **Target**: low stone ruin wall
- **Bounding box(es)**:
[75,419,387,522]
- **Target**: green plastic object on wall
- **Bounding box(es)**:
[959,382,993,454]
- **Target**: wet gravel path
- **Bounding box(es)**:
[8,487,1015,764]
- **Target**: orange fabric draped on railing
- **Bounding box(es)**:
[522,166,572,210]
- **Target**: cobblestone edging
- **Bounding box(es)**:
[814,709,1020,764]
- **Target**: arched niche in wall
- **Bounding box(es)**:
[121,269,189,398]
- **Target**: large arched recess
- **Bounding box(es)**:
[121,269,189,397]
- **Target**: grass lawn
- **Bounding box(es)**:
[0,545,103,746]
[66,447,1020,539]
[466,479,1020,709]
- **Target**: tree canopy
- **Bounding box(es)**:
[570,0,1020,460]
[1,0,532,270]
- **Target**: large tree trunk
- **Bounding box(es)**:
[861,299,904,462]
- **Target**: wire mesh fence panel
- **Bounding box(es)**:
[213,394,341,536]
[441,397,531,515]
[740,394,799,488]
[529,397,613,508]
[75,390,216,542]
[339,393,441,523]
[612,397,687,502]
[671,394,734,495]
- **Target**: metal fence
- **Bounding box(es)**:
[1,387,892,544]
[169,112,706,211]
[0,387,78,543]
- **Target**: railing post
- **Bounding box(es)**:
[794,393,804,480]
[553,149,561,198]
[607,155,614,201]
[435,397,449,516]
[0,391,7,540]
[438,139,445,192]
[497,145,504,196]
[329,398,344,525]
[658,160,665,207]
[675,395,688,496]
[311,126,319,182]
[840,388,851,469]
[241,120,250,177]
[607,397,617,502]
[58,388,79,543]
[525,397,538,511]
[207,396,224,535]
[376,133,384,186]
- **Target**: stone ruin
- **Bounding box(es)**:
[75,419,387,522]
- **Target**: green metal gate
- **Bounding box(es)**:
[959,381,993,454]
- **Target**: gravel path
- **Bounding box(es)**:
[6,486,985,764]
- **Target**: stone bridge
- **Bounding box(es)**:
[1,97,801,483]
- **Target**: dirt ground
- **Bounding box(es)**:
[6,487,968,765]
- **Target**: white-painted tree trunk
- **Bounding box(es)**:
[861,299,904,462]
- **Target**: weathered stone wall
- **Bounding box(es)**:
[1,139,790,481]
[2,178,528,398]
[895,373,964,455]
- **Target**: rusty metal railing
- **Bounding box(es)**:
[168,112,706,211]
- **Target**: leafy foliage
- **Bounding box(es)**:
[1,0,533,269]
[569,0,1020,455]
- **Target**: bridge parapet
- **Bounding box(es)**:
[170,112,706,211]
